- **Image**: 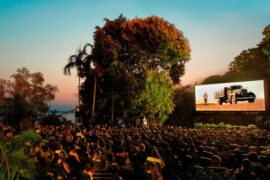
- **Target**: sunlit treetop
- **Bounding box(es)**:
[93,15,190,84]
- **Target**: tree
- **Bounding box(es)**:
[200,24,270,121]
[0,68,57,128]
[201,75,225,84]
[0,79,6,105]
[92,15,190,83]
[64,44,103,127]
[262,48,270,61]
[262,25,270,61]
[131,71,175,122]
[78,15,190,124]
[227,24,270,80]
[168,85,195,127]
[0,129,41,180]
[202,24,270,84]
[64,47,87,108]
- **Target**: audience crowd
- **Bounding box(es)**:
[1,124,270,179]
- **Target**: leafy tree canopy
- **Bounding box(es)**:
[0,67,58,126]
[93,14,190,84]
[131,71,174,122]
[0,129,41,180]
[168,85,195,127]
[202,24,270,84]
[74,15,190,124]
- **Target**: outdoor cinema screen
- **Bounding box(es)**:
[195,80,266,111]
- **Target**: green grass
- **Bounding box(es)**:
[195,122,257,129]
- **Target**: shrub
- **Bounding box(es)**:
[247,124,257,129]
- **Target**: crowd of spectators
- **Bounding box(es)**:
[1,124,270,179]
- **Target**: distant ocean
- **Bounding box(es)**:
[49,104,76,123]
[62,112,76,123]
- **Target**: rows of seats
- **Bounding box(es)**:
[2,124,269,179]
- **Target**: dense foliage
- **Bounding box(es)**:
[131,71,175,122]
[202,24,270,84]
[168,85,195,127]
[0,68,58,128]
[65,15,190,124]
[0,129,41,180]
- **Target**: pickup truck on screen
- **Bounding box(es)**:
[214,85,256,105]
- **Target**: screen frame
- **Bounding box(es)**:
[194,79,268,112]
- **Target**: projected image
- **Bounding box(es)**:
[195,80,265,111]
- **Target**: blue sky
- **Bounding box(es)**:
[0,0,269,109]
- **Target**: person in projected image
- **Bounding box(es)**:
[203,92,208,105]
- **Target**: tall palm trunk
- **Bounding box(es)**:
[111,83,114,125]
[90,75,97,128]
[6,160,10,180]
[77,76,81,125]
[111,74,115,125]
[78,76,80,107]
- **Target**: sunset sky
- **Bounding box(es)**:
[0,0,269,110]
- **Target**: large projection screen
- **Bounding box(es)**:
[195,80,266,111]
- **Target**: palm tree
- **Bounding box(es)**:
[82,44,103,128]
[0,129,41,180]
[64,44,103,127]
[64,48,86,109]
